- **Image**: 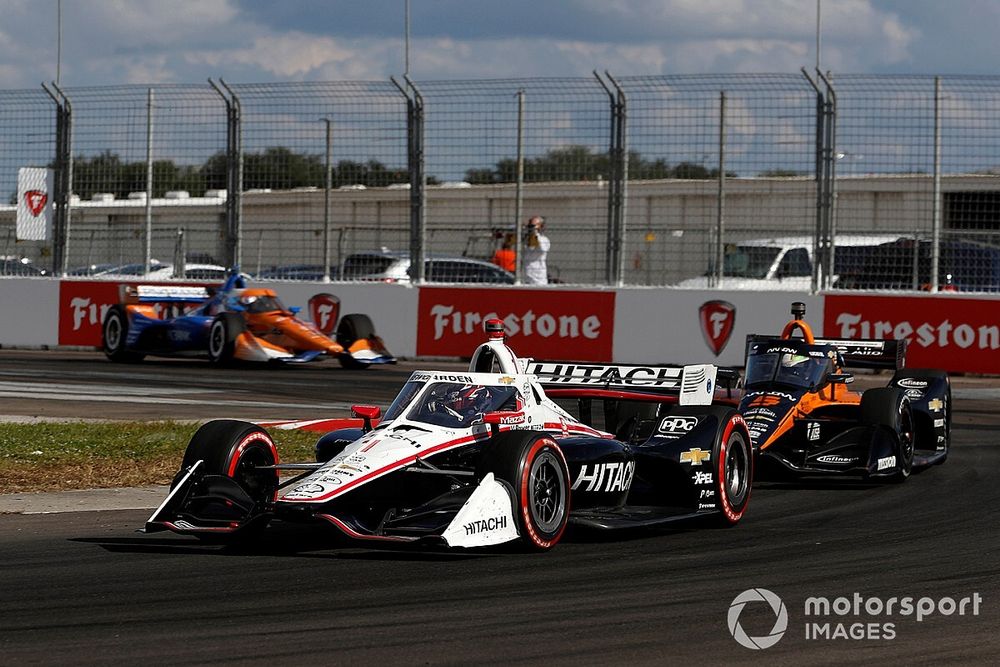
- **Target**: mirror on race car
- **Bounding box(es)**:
[352,404,381,432]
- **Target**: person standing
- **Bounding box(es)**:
[523,216,550,285]
[491,232,516,273]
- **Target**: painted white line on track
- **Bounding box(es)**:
[0,389,354,412]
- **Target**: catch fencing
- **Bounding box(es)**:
[1,72,999,292]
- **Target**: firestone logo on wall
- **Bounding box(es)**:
[417,287,615,362]
[58,281,123,346]
[825,294,1000,374]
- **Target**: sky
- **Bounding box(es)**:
[0,0,996,89]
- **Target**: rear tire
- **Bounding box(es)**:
[477,431,570,551]
[337,313,377,369]
[862,387,914,482]
[207,313,245,365]
[102,305,144,363]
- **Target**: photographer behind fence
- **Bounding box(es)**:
[523,216,550,285]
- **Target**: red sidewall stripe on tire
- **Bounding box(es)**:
[227,431,279,477]
[718,415,751,524]
[519,437,569,550]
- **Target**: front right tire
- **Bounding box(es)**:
[477,431,570,551]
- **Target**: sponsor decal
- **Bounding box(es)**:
[699,300,736,356]
[499,376,515,384]
[572,461,635,493]
[308,293,341,335]
[825,294,1000,374]
[897,378,928,389]
[693,471,714,485]
[698,502,717,510]
[680,448,711,465]
[816,454,857,465]
[463,515,508,536]
[933,418,945,428]
[659,416,699,433]
[806,422,821,441]
[746,390,797,402]
[417,287,614,362]
[904,389,924,401]
[530,362,681,387]
[699,489,715,498]
[765,346,801,355]
[496,413,526,425]
[285,482,330,497]
[24,189,48,216]
[877,455,896,471]
[928,398,943,412]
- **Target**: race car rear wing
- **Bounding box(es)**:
[814,337,907,370]
[526,361,735,406]
[745,334,906,370]
[121,285,211,304]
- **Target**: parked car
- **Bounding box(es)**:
[255,264,340,281]
[342,250,514,284]
[0,256,47,277]
[833,237,1000,292]
[676,235,903,290]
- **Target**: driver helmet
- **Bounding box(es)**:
[446,385,492,417]
[781,353,810,367]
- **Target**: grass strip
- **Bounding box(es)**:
[0,421,322,494]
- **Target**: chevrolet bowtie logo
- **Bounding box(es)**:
[499,376,515,384]
[680,448,712,465]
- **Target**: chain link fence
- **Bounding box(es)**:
[1,73,999,291]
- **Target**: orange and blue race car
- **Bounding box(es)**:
[101,271,394,368]
[741,302,950,482]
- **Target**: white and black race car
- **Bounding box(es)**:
[145,320,752,551]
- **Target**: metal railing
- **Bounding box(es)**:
[1,73,999,292]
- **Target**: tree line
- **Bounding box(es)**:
[13,144,793,202]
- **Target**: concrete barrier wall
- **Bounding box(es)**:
[0,277,995,374]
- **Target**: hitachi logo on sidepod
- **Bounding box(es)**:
[835,312,1000,350]
[430,304,602,340]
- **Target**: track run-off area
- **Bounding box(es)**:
[0,350,998,663]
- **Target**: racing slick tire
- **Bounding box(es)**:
[207,313,245,365]
[102,305,144,363]
[477,431,570,551]
[861,387,914,482]
[704,407,753,527]
[892,368,951,463]
[336,313,377,370]
[180,420,280,540]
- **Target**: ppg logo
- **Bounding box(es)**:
[659,416,699,433]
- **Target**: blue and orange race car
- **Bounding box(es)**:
[101,271,394,368]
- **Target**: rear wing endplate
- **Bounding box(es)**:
[526,361,721,406]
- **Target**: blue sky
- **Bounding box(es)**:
[0,1,995,88]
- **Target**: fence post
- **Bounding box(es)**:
[803,68,824,294]
[396,75,426,285]
[322,117,333,283]
[930,76,942,293]
[514,89,525,285]
[595,71,627,286]
[42,82,72,277]
[209,78,243,270]
[715,91,727,289]
[817,70,838,290]
[144,87,154,275]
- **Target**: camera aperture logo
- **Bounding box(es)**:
[728,589,983,649]
[728,588,788,650]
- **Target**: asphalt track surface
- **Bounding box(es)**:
[1,350,999,664]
